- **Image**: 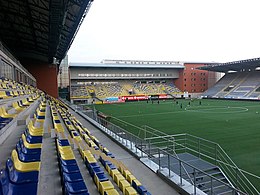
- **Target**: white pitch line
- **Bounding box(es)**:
[117,110,185,118]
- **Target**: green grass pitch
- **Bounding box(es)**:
[93,99,260,178]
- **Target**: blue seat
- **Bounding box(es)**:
[106,152,115,158]
[24,129,42,144]
[0,117,12,123]
[95,172,108,183]
[61,164,80,174]
[0,169,38,195]
[5,91,12,97]
[36,115,45,120]
[6,158,39,183]
[63,172,84,183]
[89,166,103,178]
[17,139,41,154]
[0,124,6,130]
[60,158,77,166]
[136,185,149,195]
[107,163,116,171]
[0,178,3,195]
[16,147,41,162]
[64,180,89,195]
[86,162,99,171]
[57,139,70,147]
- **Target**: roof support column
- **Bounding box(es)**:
[22,60,58,98]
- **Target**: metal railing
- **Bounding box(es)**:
[70,105,258,195]
[170,133,260,195]
[137,126,260,195]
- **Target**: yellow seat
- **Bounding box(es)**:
[28,121,43,136]
[123,170,131,178]
[22,134,42,149]
[104,189,120,195]
[54,123,64,132]
[114,173,125,185]
[126,174,136,184]
[99,181,114,195]
[0,91,9,99]
[82,150,92,159]
[36,108,45,116]
[125,186,138,195]
[60,152,75,160]
[12,101,25,112]
[22,98,30,106]
[13,91,19,97]
[119,179,131,194]
[12,150,40,172]
[110,169,121,180]
[85,155,97,164]
[58,147,73,154]
[0,107,17,118]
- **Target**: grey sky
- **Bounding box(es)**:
[68,0,260,63]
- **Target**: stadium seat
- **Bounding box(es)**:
[119,179,131,194]
[0,107,17,118]
[104,189,120,195]
[21,134,42,149]
[16,146,41,162]
[11,150,40,173]
[125,186,138,195]
[99,181,114,195]
[6,158,39,183]
[62,172,84,183]
[64,180,89,195]
[0,169,38,195]
[17,138,41,155]
[24,129,43,144]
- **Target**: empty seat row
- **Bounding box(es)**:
[50,105,65,133]
[53,98,151,195]
[0,77,35,91]
[0,90,35,100]
[0,94,40,131]
[78,146,119,195]
[56,138,89,195]
[0,99,46,195]
[100,156,151,195]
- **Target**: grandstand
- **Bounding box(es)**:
[69,60,217,104]
[201,58,260,99]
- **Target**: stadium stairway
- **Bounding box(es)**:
[151,153,235,195]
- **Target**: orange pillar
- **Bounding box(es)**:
[23,61,58,98]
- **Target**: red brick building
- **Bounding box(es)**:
[174,63,218,93]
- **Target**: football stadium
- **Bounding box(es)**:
[0,1,260,195]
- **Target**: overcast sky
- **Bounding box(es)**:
[68,0,260,63]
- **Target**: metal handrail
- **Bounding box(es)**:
[170,133,260,194]
[112,122,260,194]
[93,114,248,194]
